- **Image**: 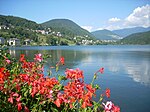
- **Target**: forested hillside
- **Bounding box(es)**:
[41,19,95,39]
[120,31,150,44]
[0,15,43,30]
[0,15,98,46]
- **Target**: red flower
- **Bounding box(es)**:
[20,74,29,82]
[81,101,86,108]
[6,58,11,64]
[20,54,25,62]
[99,67,104,74]
[15,84,21,91]
[13,93,19,97]
[24,106,30,112]
[17,103,22,111]
[3,56,11,64]
[105,88,110,98]
[113,105,120,112]
[55,98,61,107]
[0,72,4,79]
[31,87,38,97]
[0,67,5,79]
[65,68,84,80]
[86,84,96,97]
[8,96,13,104]
[16,95,21,102]
[81,92,93,108]
[60,56,65,65]
[54,93,65,107]
[34,53,43,62]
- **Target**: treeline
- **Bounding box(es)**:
[0,27,37,40]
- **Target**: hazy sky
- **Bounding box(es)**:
[0,0,150,31]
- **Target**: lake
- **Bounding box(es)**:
[9,45,150,112]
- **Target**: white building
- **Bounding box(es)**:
[7,38,20,46]
[24,39,32,45]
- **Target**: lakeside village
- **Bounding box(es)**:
[0,25,116,46]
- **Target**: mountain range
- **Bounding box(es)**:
[112,27,150,37]
[0,15,150,45]
[91,29,122,40]
[91,27,150,41]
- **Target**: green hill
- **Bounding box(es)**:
[0,15,42,30]
[91,29,121,40]
[41,19,95,39]
[120,31,150,44]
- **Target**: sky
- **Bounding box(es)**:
[0,0,150,31]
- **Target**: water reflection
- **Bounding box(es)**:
[87,51,150,86]
[9,46,150,86]
[9,49,16,57]
[124,58,150,86]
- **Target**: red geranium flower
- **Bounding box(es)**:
[20,54,25,62]
[65,68,84,80]
[54,93,65,107]
[8,96,13,104]
[60,56,65,65]
[105,88,110,98]
[17,103,22,111]
[16,95,21,102]
[113,105,120,112]
[24,106,30,112]
[34,53,43,62]
[99,67,104,74]
[6,58,11,64]
[0,67,5,79]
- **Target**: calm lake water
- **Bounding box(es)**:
[9,45,150,112]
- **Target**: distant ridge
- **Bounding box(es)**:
[113,27,150,37]
[91,29,121,40]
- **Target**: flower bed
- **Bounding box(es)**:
[0,48,120,112]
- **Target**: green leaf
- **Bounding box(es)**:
[51,107,58,112]
[24,90,28,97]
[95,84,101,90]
[56,65,59,72]
[48,70,52,76]
[58,75,67,82]
[99,97,103,102]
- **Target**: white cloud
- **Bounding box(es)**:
[108,17,121,23]
[97,4,150,31]
[81,26,93,32]
[124,4,150,27]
